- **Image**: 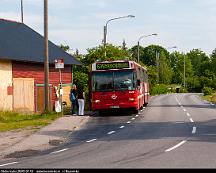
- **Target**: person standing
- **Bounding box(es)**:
[70,84,78,115]
[77,85,85,116]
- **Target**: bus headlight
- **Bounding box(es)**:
[129,98,135,101]
[95,100,101,103]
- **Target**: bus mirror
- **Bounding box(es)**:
[137,79,141,86]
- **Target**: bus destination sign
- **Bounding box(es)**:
[96,62,129,70]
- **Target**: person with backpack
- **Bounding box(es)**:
[70,84,78,115]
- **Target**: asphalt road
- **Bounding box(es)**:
[1,93,216,168]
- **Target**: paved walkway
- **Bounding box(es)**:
[0,112,94,160]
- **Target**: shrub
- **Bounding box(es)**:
[203,87,213,96]
[180,87,188,93]
[212,93,216,103]
[150,84,169,95]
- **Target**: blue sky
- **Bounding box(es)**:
[1,0,216,55]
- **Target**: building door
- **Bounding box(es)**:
[36,85,52,112]
[13,78,34,113]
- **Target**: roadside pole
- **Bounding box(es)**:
[55,59,64,115]
[156,51,160,84]
[44,0,50,112]
[59,69,63,116]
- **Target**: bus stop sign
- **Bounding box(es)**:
[55,59,64,69]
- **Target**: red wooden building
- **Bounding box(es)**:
[0,19,82,113]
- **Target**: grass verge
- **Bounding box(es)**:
[202,92,216,104]
[0,111,62,132]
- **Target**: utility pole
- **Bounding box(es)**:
[184,55,186,91]
[156,51,160,84]
[103,25,107,58]
[21,0,24,23]
[137,41,140,63]
[44,0,50,112]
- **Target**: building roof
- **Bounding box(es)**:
[0,19,82,65]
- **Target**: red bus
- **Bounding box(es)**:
[89,60,149,114]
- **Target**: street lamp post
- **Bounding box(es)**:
[103,15,135,58]
[167,46,177,50]
[137,33,157,63]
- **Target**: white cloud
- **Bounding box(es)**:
[49,28,103,53]
[1,0,216,55]
[0,12,20,22]
[156,0,177,5]
[196,0,216,7]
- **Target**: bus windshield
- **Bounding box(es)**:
[92,70,136,92]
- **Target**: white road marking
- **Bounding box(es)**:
[107,131,115,135]
[0,162,18,167]
[175,121,185,124]
[165,140,187,152]
[192,127,196,134]
[127,121,131,124]
[135,114,139,117]
[119,126,125,129]
[205,134,216,136]
[51,148,69,154]
[175,97,181,105]
[86,139,97,143]
[183,109,186,112]
[186,113,191,117]
[131,118,136,120]
[190,118,194,123]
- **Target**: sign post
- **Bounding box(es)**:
[55,59,64,115]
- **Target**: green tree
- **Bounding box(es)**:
[158,51,173,84]
[187,49,210,76]
[142,45,169,66]
[59,44,70,52]
[147,65,157,89]
[83,44,132,71]
[210,48,216,75]
[170,51,182,84]
[170,52,193,88]
[186,76,201,92]
[186,49,214,91]
[129,45,143,62]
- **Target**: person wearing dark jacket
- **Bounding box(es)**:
[77,85,85,116]
[70,84,78,115]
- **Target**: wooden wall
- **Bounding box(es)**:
[0,60,13,111]
[12,61,72,112]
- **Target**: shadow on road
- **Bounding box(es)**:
[66,118,216,144]
[92,109,135,117]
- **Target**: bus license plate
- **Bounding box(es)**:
[110,106,120,108]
